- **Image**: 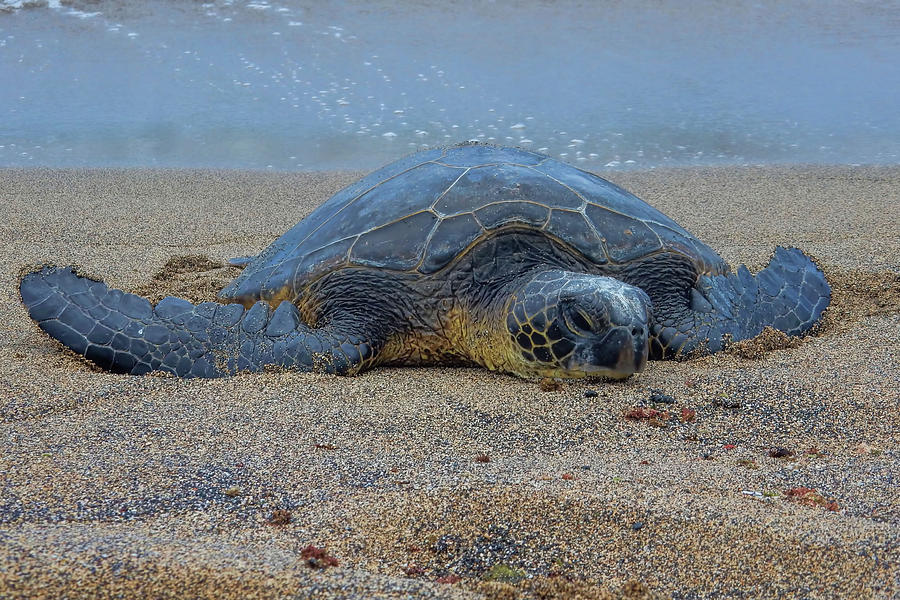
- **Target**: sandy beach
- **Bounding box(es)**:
[1,166,897,599]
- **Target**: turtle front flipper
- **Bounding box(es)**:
[226,255,257,269]
[652,247,831,356]
[19,266,382,377]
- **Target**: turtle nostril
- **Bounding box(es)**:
[631,326,643,338]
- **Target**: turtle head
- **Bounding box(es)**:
[502,270,651,379]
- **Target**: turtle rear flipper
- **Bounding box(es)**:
[656,247,831,356]
[19,266,381,378]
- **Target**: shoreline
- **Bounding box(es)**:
[1,165,897,598]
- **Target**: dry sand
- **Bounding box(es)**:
[0,166,897,599]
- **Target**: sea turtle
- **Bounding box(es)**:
[19,144,830,380]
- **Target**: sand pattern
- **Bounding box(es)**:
[1,167,897,598]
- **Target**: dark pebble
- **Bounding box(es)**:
[583,389,598,398]
[769,447,795,458]
[649,389,675,404]
[715,397,742,409]
[631,521,643,531]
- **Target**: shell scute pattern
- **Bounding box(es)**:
[221,144,726,305]
[352,161,462,226]
[291,237,356,289]
[220,147,448,301]
[352,210,439,269]
[422,213,483,273]
[433,164,579,215]
[583,203,660,263]
[544,209,607,265]
[474,201,550,231]
[534,157,724,271]
[253,148,446,268]
[534,159,645,212]
[297,160,459,257]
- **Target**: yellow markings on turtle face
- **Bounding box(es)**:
[516,314,578,371]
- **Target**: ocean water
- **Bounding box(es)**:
[2,0,899,170]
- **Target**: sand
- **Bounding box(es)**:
[0,165,897,599]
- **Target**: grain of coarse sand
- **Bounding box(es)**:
[1,165,898,599]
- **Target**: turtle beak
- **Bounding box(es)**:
[606,294,650,376]
[615,322,649,374]
[578,322,649,378]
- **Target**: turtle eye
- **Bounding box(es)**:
[562,304,595,334]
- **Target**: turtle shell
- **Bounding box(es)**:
[220,144,726,303]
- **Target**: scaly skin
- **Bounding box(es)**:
[625,246,832,357]
[18,266,382,377]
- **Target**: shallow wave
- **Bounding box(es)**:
[1,1,899,169]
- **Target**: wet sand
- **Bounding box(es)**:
[1,166,897,599]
